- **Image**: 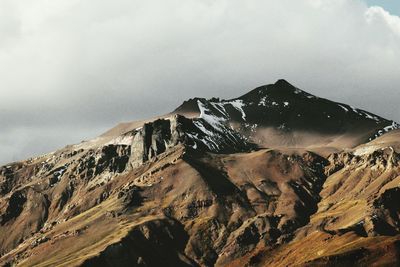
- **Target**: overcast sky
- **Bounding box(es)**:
[1,0,400,165]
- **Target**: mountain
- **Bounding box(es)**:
[172,79,397,150]
[1,80,399,266]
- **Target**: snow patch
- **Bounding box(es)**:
[197,100,226,132]
[294,88,302,94]
[361,111,380,122]
[228,100,247,121]
[211,102,229,117]
[346,105,382,122]
[259,96,268,106]
[193,120,217,137]
[369,121,400,140]
[383,121,400,132]
[186,132,220,150]
[338,104,349,112]
[191,99,250,152]
[349,105,359,115]
[54,168,66,179]
[192,142,197,149]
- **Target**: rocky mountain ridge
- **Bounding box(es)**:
[1,80,400,266]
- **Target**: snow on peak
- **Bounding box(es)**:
[228,99,247,121]
[197,100,226,132]
[258,96,268,106]
[184,99,252,152]
[338,104,349,112]
[294,88,302,94]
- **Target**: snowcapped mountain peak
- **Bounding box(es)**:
[171,80,399,150]
[80,80,399,163]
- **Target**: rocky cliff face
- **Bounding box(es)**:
[0,80,400,267]
[129,118,179,167]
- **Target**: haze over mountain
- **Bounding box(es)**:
[1,80,400,266]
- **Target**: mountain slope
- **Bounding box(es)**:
[0,80,399,266]
[247,130,400,266]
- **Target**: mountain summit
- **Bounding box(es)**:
[173,79,398,151]
[1,80,400,266]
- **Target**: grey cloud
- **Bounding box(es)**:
[1,0,400,164]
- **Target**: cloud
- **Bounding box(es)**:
[366,5,400,35]
[1,0,400,164]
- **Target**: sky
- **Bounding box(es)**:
[1,0,400,165]
[365,0,400,15]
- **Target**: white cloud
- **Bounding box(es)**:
[1,0,400,164]
[366,6,400,35]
